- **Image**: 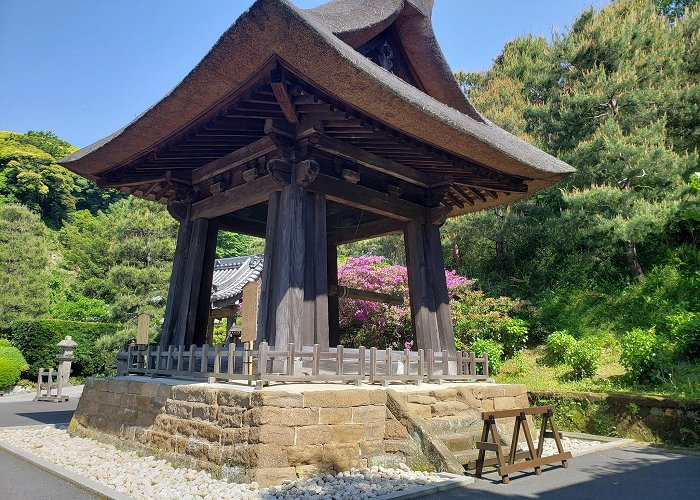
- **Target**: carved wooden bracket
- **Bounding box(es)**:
[296,160,320,188]
[266,158,293,186]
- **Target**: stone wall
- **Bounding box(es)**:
[70,377,529,486]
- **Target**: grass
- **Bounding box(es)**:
[496,344,700,401]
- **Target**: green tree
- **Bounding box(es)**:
[0,131,122,228]
[0,204,52,323]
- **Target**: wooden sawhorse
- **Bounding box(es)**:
[475,406,572,484]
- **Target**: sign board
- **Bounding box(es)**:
[136,313,150,345]
[241,281,260,343]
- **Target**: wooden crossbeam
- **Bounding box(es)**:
[328,284,403,305]
[303,172,432,223]
[271,69,299,125]
[191,135,277,184]
[309,133,430,188]
[467,186,488,202]
[191,175,280,219]
[327,218,405,245]
[96,176,166,189]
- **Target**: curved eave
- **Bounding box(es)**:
[59,0,574,203]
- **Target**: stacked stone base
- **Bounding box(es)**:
[69,377,529,486]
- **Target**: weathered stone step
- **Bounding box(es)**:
[439,432,479,452]
[422,416,482,435]
[452,448,481,467]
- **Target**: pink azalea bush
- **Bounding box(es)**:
[338,256,473,348]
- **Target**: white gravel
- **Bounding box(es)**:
[0,426,449,499]
[524,435,604,456]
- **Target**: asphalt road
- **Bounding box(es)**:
[0,447,100,499]
[0,397,78,427]
[426,444,700,499]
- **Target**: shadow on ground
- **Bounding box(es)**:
[428,445,699,499]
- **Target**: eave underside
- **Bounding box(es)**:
[96,66,530,243]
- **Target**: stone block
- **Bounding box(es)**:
[474,385,506,399]
[221,427,249,446]
[92,379,108,392]
[319,407,352,425]
[503,384,527,397]
[249,425,295,446]
[295,425,331,445]
[253,467,297,487]
[249,444,290,467]
[352,405,385,424]
[494,396,516,411]
[184,439,214,462]
[322,443,361,470]
[172,385,217,405]
[294,464,332,479]
[190,402,215,421]
[218,389,252,408]
[141,381,164,398]
[217,406,244,428]
[481,399,495,412]
[177,419,222,443]
[244,406,317,427]
[133,395,159,413]
[430,388,458,401]
[367,390,388,406]
[514,394,529,408]
[287,445,324,465]
[385,419,410,440]
[127,381,143,395]
[329,424,365,444]
[106,379,129,394]
[149,430,176,452]
[363,421,386,440]
[406,394,437,405]
[165,399,192,419]
[359,439,384,458]
[251,391,303,408]
[407,403,432,419]
[303,389,369,408]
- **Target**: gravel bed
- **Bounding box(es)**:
[526,435,604,456]
[0,426,449,499]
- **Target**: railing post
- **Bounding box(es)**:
[201,343,209,373]
[336,345,344,375]
[188,345,195,372]
[145,344,152,371]
[228,343,235,375]
[483,352,490,378]
[177,345,184,372]
[287,343,295,376]
[442,349,450,376]
[312,344,320,376]
[417,349,424,385]
[358,346,366,378]
[369,347,377,384]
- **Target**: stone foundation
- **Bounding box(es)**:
[69,376,529,486]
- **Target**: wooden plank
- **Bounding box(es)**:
[327,244,340,347]
[310,133,430,188]
[498,452,573,476]
[191,135,277,184]
[241,281,260,343]
[271,69,299,125]
[328,284,403,305]
[191,175,280,219]
[304,172,430,223]
[328,218,405,245]
[482,406,555,420]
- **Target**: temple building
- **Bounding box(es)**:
[60,0,575,356]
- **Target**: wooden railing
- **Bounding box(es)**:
[120,342,491,389]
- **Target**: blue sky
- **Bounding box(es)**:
[0,0,608,148]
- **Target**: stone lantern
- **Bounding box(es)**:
[56,336,77,390]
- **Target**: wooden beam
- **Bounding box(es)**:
[191,175,280,219]
[328,284,403,305]
[96,176,167,189]
[304,172,431,223]
[191,135,277,185]
[451,184,475,205]
[328,218,405,245]
[214,214,267,238]
[309,133,430,188]
[467,186,488,203]
[271,69,299,125]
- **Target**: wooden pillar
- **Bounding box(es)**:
[192,223,218,346]
[160,208,217,348]
[404,221,457,359]
[327,244,340,347]
[257,161,329,349]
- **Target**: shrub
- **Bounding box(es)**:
[566,342,601,378]
[666,312,700,362]
[621,327,673,383]
[0,345,29,373]
[452,289,528,356]
[546,330,577,364]
[3,320,119,377]
[0,338,12,348]
[471,338,504,375]
[0,358,21,389]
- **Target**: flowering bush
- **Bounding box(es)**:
[338,256,472,349]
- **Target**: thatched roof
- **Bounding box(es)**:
[60,0,574,216]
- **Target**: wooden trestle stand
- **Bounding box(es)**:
[475,406,572,484]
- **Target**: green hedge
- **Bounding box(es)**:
[2,320,119,377]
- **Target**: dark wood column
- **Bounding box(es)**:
[160,207,217,348]
[327,243,340,347]
[257,160,330,349]
[404,221,457,358]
